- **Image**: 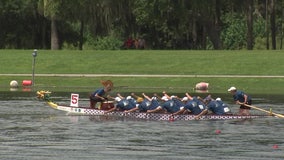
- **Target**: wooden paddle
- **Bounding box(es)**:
[243,104,284,118]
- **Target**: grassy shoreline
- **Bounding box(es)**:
[1,50,284,95]
[1,75,284,95]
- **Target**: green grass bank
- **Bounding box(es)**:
[1,50,284,95]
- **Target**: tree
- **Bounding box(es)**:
[0,0,46,49]
[270,0,276,49]
[38,0,62,50]
[0,0,283,50]
[201,0,223,49]
[246,0,254,50]
[265,0,270,49]
[60,0,91,50]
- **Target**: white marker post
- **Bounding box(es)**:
[70,93,79,107]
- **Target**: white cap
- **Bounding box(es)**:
[161,96,169,101]
[151,97,157,100]
[228,86,237,92]
[170,95,176,99]
[126,96,132,100]
[181,97,188,101]
[115,97,122,102]
[216,97,221,101]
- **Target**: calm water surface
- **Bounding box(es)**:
[0,92,283,160]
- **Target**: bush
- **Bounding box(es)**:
[221,13,246,49]
[84,30,123,50]
[93,36,123,50]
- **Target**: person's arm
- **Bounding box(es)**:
[195,109,208,120]
[147,106,163,113]
[142,93,152,101]
[153,93,162,100]
[182,109,190,114]
[94,89,106,100]
[243,94,248,104]
[131,93,144,99]
[234,91,247,105]
[107,95,115,100]
[162,91,171,99]
[235,100,242,105]
[236,94,248,105]
[95,93,105,100]
[104,106,117,114]
[172,108,186,115]
[131,93,138,98]
[124,107,139,113]
[117,93,125,99]
[185,93,193,100]
[197,96,206,104]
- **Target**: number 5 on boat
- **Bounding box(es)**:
[70,93,79,107]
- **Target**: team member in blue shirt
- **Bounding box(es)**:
[125,93,160,113]
[228,86,252,115]
[89,80,113,109]
[161,98,183,113]
[104,94,137,113]
[173,93,205,115]
[147,91,184,113]
[147,95,181,113]
[195,97,231,119]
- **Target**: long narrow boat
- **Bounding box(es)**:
[37,91,270,121]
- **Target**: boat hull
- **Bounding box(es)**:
[46,102,267,121]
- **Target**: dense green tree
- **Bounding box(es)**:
[270,0,276,49]
[246,0,254,50]
[0,0,43,48]
[38,0,63,50]
[0,0,283,50]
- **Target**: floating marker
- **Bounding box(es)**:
[215,130,221,134]
[169,116,175,122]
[272,144,279,149]
[22,80,32,86]
[10,80,18,88]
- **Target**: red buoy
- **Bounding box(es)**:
[272,144,279,149]
[215,130,221,134]
[22,80,32,86]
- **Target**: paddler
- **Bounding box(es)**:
[228,86,252,115]
[147,95,182,114]
[195,97,232,120]
[89,80,113,109]
[124,93,159,113]
[147,91,184,114]
[104,94,137,113]
[173,93,206,115]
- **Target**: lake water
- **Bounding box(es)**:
[0,91,283,160]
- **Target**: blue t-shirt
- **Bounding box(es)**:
[172,98,184,108]
[138,99,160,112]
[92,88,105,97]
[162,100,181,113]
[184,97,205,115]
[233,90,251,103]
[206,100,230,115]
[116,99,136,111]
[128,98,137,106]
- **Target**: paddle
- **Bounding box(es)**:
[243,104,284,118]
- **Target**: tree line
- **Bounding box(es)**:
[0,0,283,50]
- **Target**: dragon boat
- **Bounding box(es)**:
[37,90,271,121]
